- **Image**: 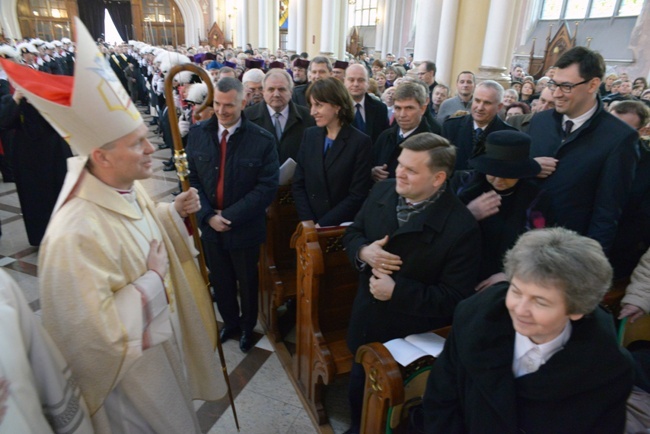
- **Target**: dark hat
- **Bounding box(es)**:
[205,52,216,61]
[293,58,310,69]
[245,58,264,70]
[333,60,349,70]
[469,131,541,179]
[269,61,285,70]
[224,60,238,68]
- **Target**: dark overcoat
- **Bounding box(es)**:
[186,114,279,250]
[343,180,481,352]
[423,282,635,434]
[528,98,638,252]
[244,100,315,163]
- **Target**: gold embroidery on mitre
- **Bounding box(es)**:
[88,54,140,120]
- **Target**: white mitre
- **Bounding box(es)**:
[0,17,144,214]
[0,17,142,156]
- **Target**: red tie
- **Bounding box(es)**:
[216,130,228,209]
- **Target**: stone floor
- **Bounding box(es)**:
[0,107,352,434]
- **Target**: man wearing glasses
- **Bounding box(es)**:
[528,46,638,253]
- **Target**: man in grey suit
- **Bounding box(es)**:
[245,69,315,163]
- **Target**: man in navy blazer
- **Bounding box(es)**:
[345,64,390,143]
[244,69,315,163]
[342,132,480,434]
[186,77,279,353]
[441,80,515,171]
[528,46,638,252]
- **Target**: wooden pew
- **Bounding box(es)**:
[291,220,359,424]
[258,185,299,341]
[356,327,451,434]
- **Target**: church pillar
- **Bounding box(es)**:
[413,0,443,62]
[320,0,335,56]
[335,0,348,60]
[258,0,269,50]
[374,0,386,59]
[435,0,460,86]
[476,0,518,87]
[287,0,298,54]
[296,0,307,54]
[236,0,248,49]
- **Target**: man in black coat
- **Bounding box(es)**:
[292,56,332,107]
[372,81,439,181]
[186,77,279,353]
[342,132,480,434]
[244,69,314,164]
[345,64,390,143]
[528,46,639,253]
[441,80,515,171]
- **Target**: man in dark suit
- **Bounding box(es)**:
[416,60,440,115]
[441,80,516,171]
[345,64,390,143]
[244,69,314,164]
[186,77,279,353]
[529,46,639,253]
[372,81,438,181]
[342,132,481,434]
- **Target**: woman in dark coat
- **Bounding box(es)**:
[292,77,372,227]
[451,130,552,290]
[423,228,635,434]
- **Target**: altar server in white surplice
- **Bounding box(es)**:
[0,269,93,434]
[0,18,225,434]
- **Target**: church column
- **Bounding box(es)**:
[237,0,248,50]
[287,0,297,54]
[336,0,348,60]
[258,0,269,50]
[412,0,443,62]
[320,0,335,56]
[295,0,307,54]
[435,0,460,85]
[374,0,386,59]
[476,0,518,86]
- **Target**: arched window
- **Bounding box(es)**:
[540,0,643,20]
[17,0,76,40]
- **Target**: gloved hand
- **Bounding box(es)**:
[178,119,190,137]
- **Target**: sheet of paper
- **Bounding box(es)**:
[279,158,296,186]
[383,338,429,367]
[405,332,446,357]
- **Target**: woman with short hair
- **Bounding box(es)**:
[423,227,635,434]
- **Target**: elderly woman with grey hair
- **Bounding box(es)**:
[422,228,635,434]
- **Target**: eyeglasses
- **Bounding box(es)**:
[546,79,590,94]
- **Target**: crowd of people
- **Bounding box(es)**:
[1,24,650,433]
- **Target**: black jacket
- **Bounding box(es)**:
[423,283,635,434]
[244,100,315,163]
[292,124,372,227]
[186,114,279,249]
[441,114,516,171]
[359,93,390,144]
[528,97,638,252]
[373,117,433,178]
[343,180,480,352]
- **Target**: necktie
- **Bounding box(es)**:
[216,130,228,209]
[353,103,366,132]
[564,120,574,138]
[519,347,543,376]
[273,112,283,141]
[475,128,483,140]
[397,133,405,144]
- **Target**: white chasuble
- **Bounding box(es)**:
[39,170,225,434]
